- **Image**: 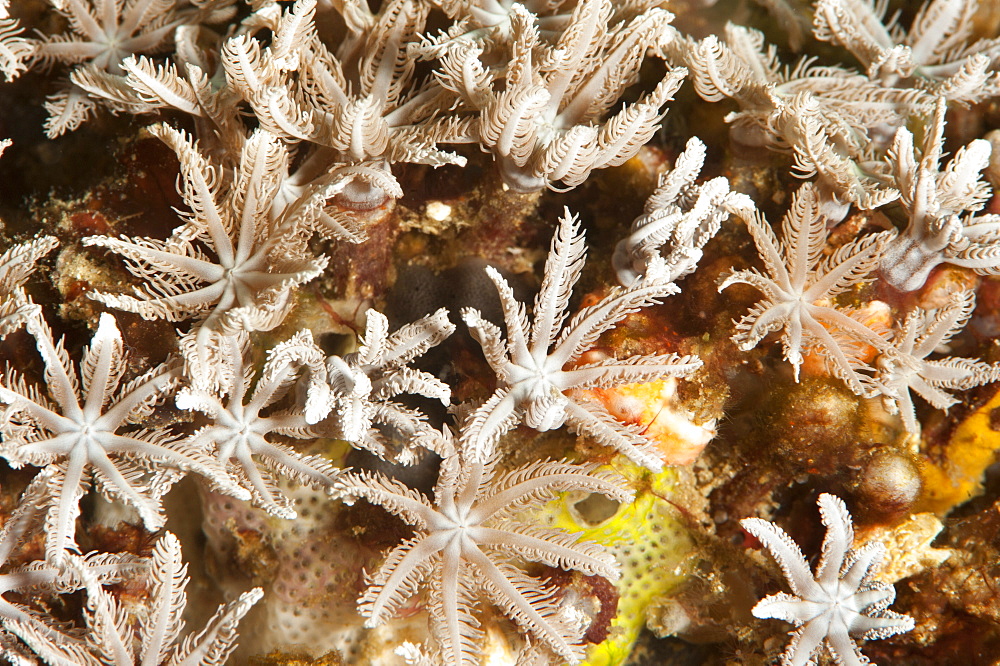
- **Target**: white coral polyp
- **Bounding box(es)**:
[741,494,914,666]
[461,208,701,471]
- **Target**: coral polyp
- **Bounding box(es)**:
[2,0,1000,664]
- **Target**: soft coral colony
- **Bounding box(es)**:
[2,0,1000,664]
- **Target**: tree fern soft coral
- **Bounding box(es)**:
[6,532,262,666]
[84,125,332,392]
[742,493,914,666]
[0,0,30,81]
[878,99,1000,291]
[336,427,633,665]
[1,0,235,136]
[675,24,920,221]
[69,1,390,237]
[461,208,701,471]
[872,290,1000,434]
[409,0,575,59]
[0,313,243,558]
[436,0,684,192]
[6,0,1000,662]
[0,236,58,339]
[316,307,456,462]
[224,0,474,209]
[613,137,752,287]
[814,0,1000,105]
[0,469,145,643]
[720,182,895,393]
[175,331,340,520]
[676,22,926,152]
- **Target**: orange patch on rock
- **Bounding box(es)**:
[575,379,714,466]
